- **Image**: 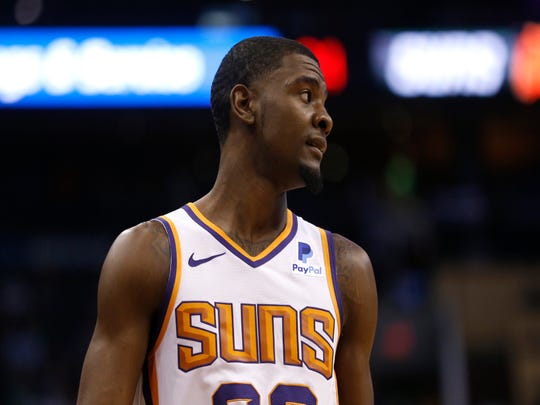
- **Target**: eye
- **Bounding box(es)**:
[300,89,312,103]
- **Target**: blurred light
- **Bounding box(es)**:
[372,30,509,97]
[197,4,260,27]
[432,184,487,226]
[297,36,348,94]
[510,22,540,103]
[197,11,245,27]
[481,117,540,170]
[0,26,280,108]
[381,319,416,361]
[0,45,41,103]
[14,0,42,26]
[384,154,417,196]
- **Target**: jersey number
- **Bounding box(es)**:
[213,383,317,404]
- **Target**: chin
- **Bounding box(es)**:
[299,164,324,195]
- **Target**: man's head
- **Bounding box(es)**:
[211,36,333,195]
[210,36,319,147]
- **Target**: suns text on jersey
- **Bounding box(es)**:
[174,301,337,379]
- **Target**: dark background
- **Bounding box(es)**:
[1,1,540,404]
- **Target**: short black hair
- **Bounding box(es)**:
[210,36,319,146]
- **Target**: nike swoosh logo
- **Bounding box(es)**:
[188,252,226,267]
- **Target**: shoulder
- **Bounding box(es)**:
[105,220,170,273]
[332,233,372,274]
[111,219,169,260]
[99,220,170,314]
[331,233,377,326]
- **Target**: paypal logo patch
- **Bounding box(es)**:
[298,242,313,263]
[292,263,322,276]
[293,242,323,277]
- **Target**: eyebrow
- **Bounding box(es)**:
[288,75,328,97]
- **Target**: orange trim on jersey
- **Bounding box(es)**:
[187,202,294,261]
[147,215,183,405]
[319,229,342,335]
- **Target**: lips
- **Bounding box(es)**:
[306,136,327,156]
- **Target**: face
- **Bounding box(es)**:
[250,53,333,194]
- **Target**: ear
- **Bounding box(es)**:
[230,84,255,125]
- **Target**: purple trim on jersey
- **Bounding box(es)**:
[325,230,344,325]
[142,217,179,405]
[153,217,178,327]
[182,204,298,268]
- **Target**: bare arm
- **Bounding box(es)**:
[333,233,378,405]
[77,221,170,404]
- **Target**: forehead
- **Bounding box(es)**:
[267,53,326,87]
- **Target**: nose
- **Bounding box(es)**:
[314,107,333,136]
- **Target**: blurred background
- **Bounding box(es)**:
[1,0,539,404]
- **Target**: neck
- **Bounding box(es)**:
[193,155,290,251]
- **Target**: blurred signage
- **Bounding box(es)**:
[371,30,510,97]
[0,26,280,108]
[297,36,348,94]
[509,22,540,104]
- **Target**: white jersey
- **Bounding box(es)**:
[135,202,344,404]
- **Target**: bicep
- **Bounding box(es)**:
[77,223,169,404]
[333,234,378,405]
[335,296,377,405]
[78,265,151,403]
[78,321,148,404]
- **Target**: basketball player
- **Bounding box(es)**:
[77,36,378,404]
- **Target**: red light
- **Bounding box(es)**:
[381,320,416,361]
[297,36,348,95]
[510,22,540,104]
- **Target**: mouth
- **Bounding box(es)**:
[306,136,327,157]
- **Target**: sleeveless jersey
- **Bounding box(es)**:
[135,202,344,405]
